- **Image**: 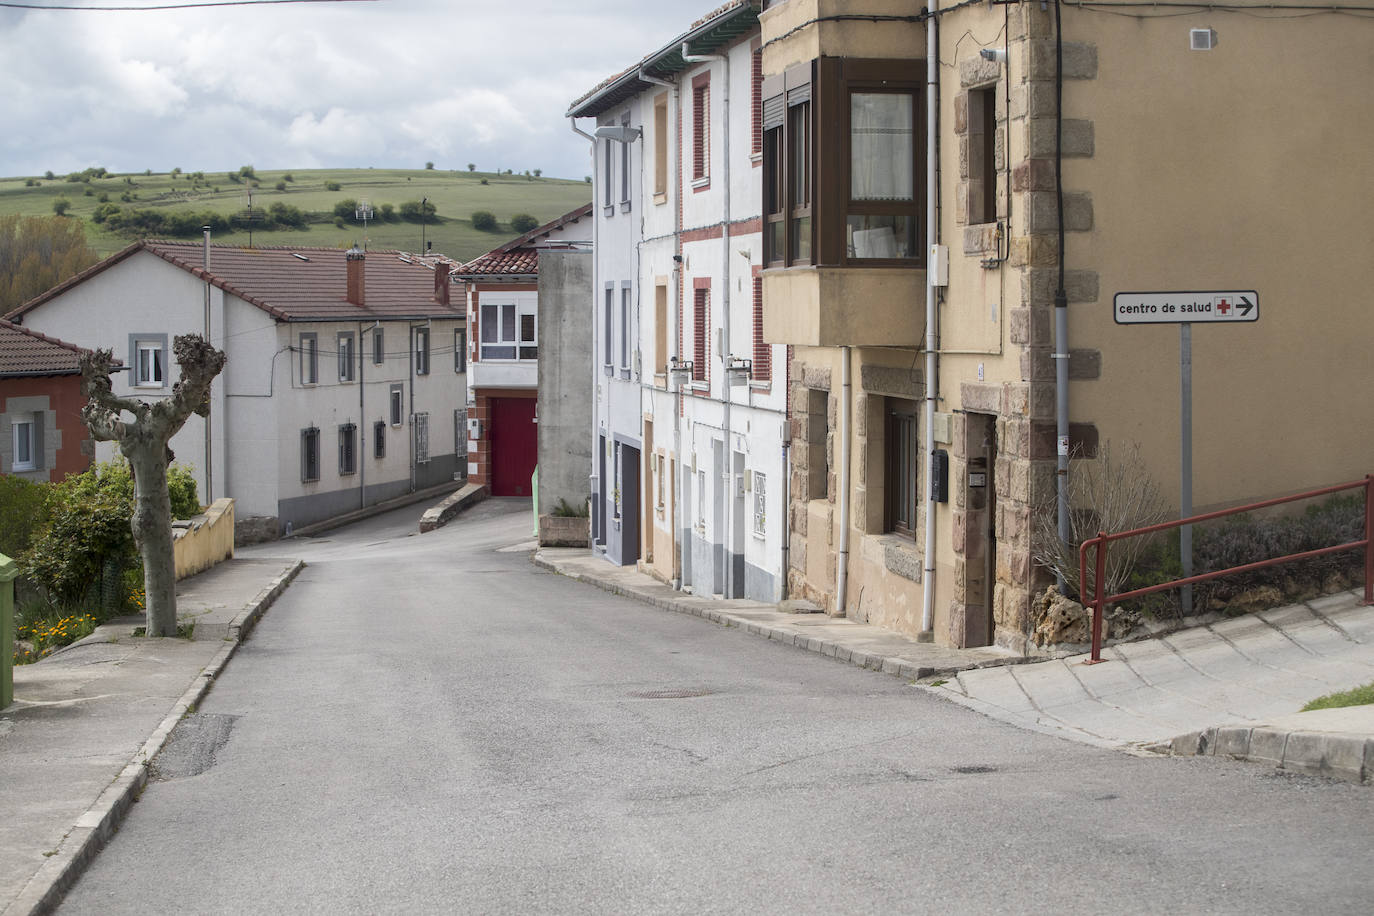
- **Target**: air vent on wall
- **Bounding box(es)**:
[1190,28,1217,51]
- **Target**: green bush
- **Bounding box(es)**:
[325,180,342,192]
[470,210,497,231]
[399,199,437,221]
[333,198,360,220]
[19,461,200,605]
[0,475,52,561]
[275,180,287,191]
[52,198,70,216]
[510,213,539,234]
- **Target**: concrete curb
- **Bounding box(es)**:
[418,483,489,533]
[2,560,305,916]
[286,481,462,540]
[1163,723,1374,784]
[530,553,1026,683]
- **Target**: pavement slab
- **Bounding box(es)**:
[0,557,301,916]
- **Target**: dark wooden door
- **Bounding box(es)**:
[490,397,537,496]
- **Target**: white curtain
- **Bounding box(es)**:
[851,92,913,201]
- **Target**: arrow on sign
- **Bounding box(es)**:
[1239,296,1255,317]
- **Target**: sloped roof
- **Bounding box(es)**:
[0,318,94,378]
[567,1,760,118]
[456,204,593,279]
[6,240,464,323]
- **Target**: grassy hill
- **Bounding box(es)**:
[0,166,592,263]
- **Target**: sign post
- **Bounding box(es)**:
[1113,290,1259,615]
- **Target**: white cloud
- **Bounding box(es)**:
[0,0,723,178]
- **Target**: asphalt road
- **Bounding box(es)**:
[58,499,1374,914]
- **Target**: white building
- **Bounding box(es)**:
[7,241,467,539]
[568,1,787,600]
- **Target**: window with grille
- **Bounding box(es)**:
[414,412,430,464]
[692,286,708,382]
[338,422,357,475]
[301,426,320,482]
[374,420,386,459]
[455,409,468,460]
[692,74,710,183]
[886,399,919,536]
[753,471,767,536]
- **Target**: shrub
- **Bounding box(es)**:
[98,192,109,202]
[83,188,94,197]
[24,178,38,187]
[275,180,287,191]
[470,210,497,231]
[425,161,435,170]
[325,180,341,191]
[378,203,395,221]
[0,474,52,561]
[239,164,256,179]
[44,170,55,180]
[467,163,475,172]
[399,199,437,221]
[91,203,121,224]
[268,202,307,229]
[551,498,589,518]
[52,198,71,216]
[510,213,539,234]
[227,171,242,183]
[480,178,489,186]
[333,198,360,220]
[283,173,293,182]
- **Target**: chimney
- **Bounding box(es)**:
[346,246,365,306]
[434,261,450,306]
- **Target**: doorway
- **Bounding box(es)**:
[960,412,998,647]
[489,397,537,496]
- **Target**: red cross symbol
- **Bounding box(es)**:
[1216,298,1232,315]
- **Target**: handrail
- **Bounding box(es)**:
[1078,475,1373,663]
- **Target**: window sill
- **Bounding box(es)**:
[875,532,922,584]
[690,381,709,394]
[620,200,632,213]
[653,372,667,388]
[603,364,614,377]
[603,205,615,217]
[691,176,710,191]
[749,380,772,392]
[750,151,762,167]
[653,192,667,206]
[133,383,165,390]
[619,368,632,380]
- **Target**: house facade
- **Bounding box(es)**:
[456,205,592,499]
[760,0,1374,650]
[569,1,789,600]
[0,319,97,482]
[7,241,466,539]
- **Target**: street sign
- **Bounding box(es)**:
[1113,290,1258,325]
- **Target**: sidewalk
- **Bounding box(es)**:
[0,557,302,916]
[534,548,1374,783]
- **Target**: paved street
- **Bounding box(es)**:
[57,499,1374,914]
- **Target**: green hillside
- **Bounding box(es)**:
[0,166,592,263]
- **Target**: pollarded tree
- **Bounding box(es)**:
[80,335,226,636]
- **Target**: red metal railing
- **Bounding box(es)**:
[1078,475,1373,664]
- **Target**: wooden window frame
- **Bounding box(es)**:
[692,279,710,385]
[692,73,711,187]
[653,93,669,202]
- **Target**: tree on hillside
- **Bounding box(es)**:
[533,169,541,178]
[467,163,475,172]
[471,210,497,231]
[80,337,226,637]
[425,161,435,170]
[52,198,71,216]
[510,213,538,234]
[0,214,99,313]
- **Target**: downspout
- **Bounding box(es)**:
[1053,0,1071,580]
[681,40,733,597]
[920,3,940,635]
[836,345,852,614]
[571,117,601,543]
[202,227,213,504]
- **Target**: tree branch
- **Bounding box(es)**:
[155,335,227,430]
[79,348,148,419]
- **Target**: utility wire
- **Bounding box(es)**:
[0,0,376,11]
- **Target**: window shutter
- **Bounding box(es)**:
[752,276,770,382]
[693,288,708,382]
[762,94,785,130]
[752,48,763,155]
[693,84,709,179]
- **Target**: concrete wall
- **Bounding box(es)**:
[537,250,594,514]
[173,498,235,580]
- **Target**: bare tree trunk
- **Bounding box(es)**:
[80,336,226,638]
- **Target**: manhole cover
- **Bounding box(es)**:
[630,688,714,700]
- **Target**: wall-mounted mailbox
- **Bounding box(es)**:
[931,449,949,503]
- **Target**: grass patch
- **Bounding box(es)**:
[1301,682,1374,712]
[0,167,591,263]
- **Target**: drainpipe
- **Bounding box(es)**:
[836,346,852,614]
[202,227,213,504]
[1053,0,1071,579]
[920,3,940,635]
[570,117,600,544]
[682,40,733,597]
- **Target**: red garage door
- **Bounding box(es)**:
[490,397,537,496]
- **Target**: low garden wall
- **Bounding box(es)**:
[173,498,235,580]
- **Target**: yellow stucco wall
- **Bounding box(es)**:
[173,498,235,581]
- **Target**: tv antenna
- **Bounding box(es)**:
[355,199,374,249]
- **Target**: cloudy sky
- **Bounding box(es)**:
[1,0,717,180]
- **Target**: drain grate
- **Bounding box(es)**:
[630,688,714,700]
